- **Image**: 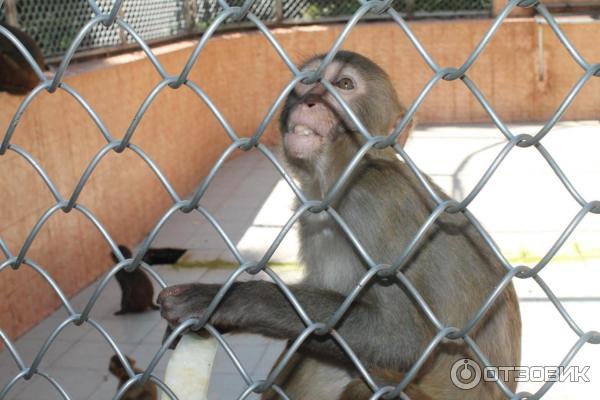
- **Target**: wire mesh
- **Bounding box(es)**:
[1,0,600,399]
[11,0,120,57]
[0,0,492,59]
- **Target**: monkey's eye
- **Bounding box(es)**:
[335,77,355,90]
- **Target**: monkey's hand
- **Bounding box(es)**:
[159,281,326,342]
[158,281,423,369]
[158,283,222,329]
[158,282,274,335]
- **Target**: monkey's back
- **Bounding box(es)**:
[115,269,157,314]
[297,153,521,398]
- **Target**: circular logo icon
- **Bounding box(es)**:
[450,358,482,390]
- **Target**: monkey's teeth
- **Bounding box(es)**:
[293,125,314,136]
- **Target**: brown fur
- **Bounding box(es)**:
[112,245,159,315]
[340,370,434,400]
[159,51,521,400]
[109,355,157,400]
[0,23,45,95]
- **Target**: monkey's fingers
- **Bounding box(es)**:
[157,284,195,304]
[159,294,197,329]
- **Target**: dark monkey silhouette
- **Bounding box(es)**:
[0,23,46,94]
[108,354,157,400]
[111,245,186,315]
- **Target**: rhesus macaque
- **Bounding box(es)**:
[112,245,160,315]
[158,51,521,399]
[0,23,46,94]
[109,354,157,400]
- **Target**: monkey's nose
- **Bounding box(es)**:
[302,94,320,108]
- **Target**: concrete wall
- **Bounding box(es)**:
[1,17,599,340]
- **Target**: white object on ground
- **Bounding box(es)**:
[162,334,218,400]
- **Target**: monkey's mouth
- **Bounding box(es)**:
[284,124,323,159]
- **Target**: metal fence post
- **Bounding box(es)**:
[183,0,198,31]
[405,0,415,19]
[3,0,18,27]
[275,0,284,24]
[117,6,128,46]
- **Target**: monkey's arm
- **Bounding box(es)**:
[0,53,39,94]
[158,281,424,369]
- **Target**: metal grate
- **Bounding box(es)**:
[282,0,492,19]
[0,0,491,59]
[1,0,600,399]
[120,0,188,43]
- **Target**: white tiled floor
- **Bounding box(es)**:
[0,264,286,400]
[2,121,599,399]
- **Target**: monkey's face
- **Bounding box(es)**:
[281,52,401,161]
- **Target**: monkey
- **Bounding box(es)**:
[340,370,433,400]
[112,245,160,315]
[0,23,46,95]
[111,245,186,315]
[109,354,157,400]
[157,51,521,399]
[143,247,186,265]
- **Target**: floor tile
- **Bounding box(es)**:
[0,360,23,399]
[21,313,88,343]
[129,341,171,377]
[78,315,159,345]
[207,372,259,400]
[86,379,120,400]
[51,340,136,371]
[15,368,104,400]
[2,338,73,371]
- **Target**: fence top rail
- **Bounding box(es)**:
[1,0,493,61]
[0,0,598,399]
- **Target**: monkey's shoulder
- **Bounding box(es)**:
[346,158,435,207]
[340,157,476,235]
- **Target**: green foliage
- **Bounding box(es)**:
[174,258,301,270]
[300,0,491,20]
[302,1,362,19]
[407,0,492,12]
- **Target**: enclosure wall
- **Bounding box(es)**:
[1,17,599,340]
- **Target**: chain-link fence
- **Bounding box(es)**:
[0,0,492,59]
[1,0,600,399]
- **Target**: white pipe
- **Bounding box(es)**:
[162,334,218,400]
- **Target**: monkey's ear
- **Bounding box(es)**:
[388,109,415,148]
